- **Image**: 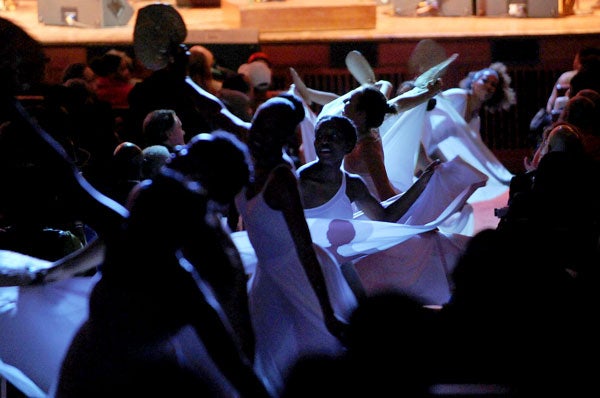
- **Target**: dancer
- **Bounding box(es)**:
[290,53,479,235]
[289,49,443,166]
[419,62,516,202]
[234,95,357,395]
[296,115,487,304]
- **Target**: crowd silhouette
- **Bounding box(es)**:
[1,5,600,398]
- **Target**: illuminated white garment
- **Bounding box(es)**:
[234,168,357,396]
[421,88,512,202]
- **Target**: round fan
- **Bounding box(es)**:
[345,50,376,85]
[413,53,459,88]
[133,3,187,71]
[408,39,448,77]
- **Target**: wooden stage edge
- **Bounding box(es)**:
[2,0,600,46]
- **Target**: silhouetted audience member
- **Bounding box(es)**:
[568,54,600,98]
[102,142,143,206]
[125,4,249,145]
[142,109,186,152]
[559,88,600,161]
[54,168,269,397]
[237,52,280,116]
[188,45,221,96]
[165,130,256,361]
[283,291,439,397]
[141,144,171,180]
[89,49,135,109]
[61,62,98,92]
[439,227,590,396]
[0,120,85,260]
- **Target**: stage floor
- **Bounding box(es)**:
[2,0,600,45]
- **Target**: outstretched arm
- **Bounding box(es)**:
[389,78,443,113]
[382,159,438,221]
[290,67,340,106]
[185,77,251,141]
[350,159,439,223]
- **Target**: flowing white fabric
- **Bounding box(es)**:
[379,87,512,204]
[353,231,471,305]
[0,253,246,397]
[233,157,487,306]
[235,181,357,396]
[0,274,94,395]
[0,358,45,398]
[380,102,429,193]
[233,220,462,307]
[317,85,488,232]
[422,88,513,202]
[289,85,319,164]
[353,156,486,236]
[0,250,53,287]
[306,157,482,263]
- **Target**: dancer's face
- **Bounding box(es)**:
[472,70,499,102]
[314,124,347,164]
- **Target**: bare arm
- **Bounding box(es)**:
[375,80,393,99]
[546,80,560,114]
[415,142,434,176]
[349,160,438,223]
[346,174,390,221]
[381,160,438,221]
[389,78,443,113]
[186,76,251,141]
[290,67,339,106]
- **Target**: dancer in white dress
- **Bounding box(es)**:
[288,51,440,167]
[417,62,516,203]
[322,49,514,213]
[296,115,487,305]
[235,96,357,396]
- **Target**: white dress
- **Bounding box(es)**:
[377,88,512,205]
[233,157,486,318]
[234,170,357,396]
[300,166,354,220]
[299,158,485,305]
[315,87,486,233]
[0,253,93,397]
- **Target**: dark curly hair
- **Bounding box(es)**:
[355,86,397,129]
[314,115,358,154]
